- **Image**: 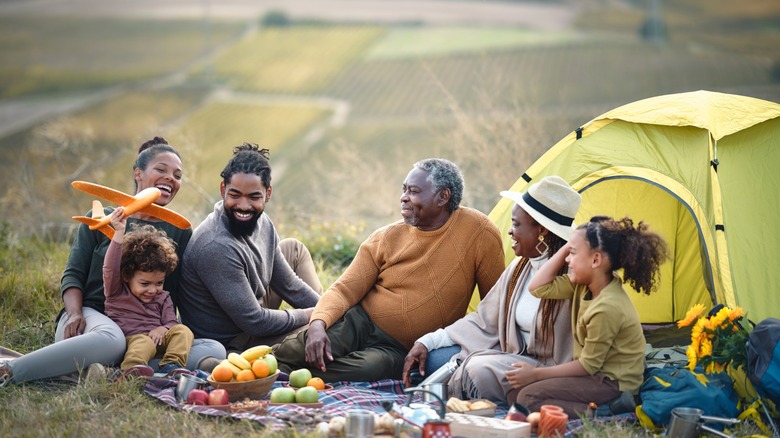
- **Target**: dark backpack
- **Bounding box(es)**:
[746,318,780,405]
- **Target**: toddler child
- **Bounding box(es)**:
[102,207,193,377]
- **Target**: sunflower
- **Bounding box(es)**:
[681,304,750,373]
[728,307,744,322]
[677,303,706,328]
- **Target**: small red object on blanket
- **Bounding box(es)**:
[423,419,451,437]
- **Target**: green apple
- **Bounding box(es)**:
[270,387,296,403]
[295,386,319,403]
[288,368,313,388]
[262,354,278,375]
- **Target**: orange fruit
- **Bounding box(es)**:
[252,358,270,378]
[236,369,256,382]
[307,377,326,390]
[211,365,234,382]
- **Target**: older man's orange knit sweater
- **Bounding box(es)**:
[311,207,506,350]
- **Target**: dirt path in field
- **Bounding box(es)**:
[0,0,579,138]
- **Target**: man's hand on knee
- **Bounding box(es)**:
[304,320,332,372]
[402,342,428,387]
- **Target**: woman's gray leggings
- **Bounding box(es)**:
[7,307,225,383]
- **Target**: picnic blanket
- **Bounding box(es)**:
[143,375,635,436]
[144,377,416,432]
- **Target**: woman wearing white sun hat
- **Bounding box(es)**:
[402,175,582,404]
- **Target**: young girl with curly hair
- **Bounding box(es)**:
[103,207,193,377]
[517,216,668,417]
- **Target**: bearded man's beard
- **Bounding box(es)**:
[225,208,262,236]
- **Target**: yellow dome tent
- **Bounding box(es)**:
[481,90,780,323]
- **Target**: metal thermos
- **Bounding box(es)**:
[419,358,461,386]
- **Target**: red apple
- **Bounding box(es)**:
[208,389,230,406]
[187,389,209,405]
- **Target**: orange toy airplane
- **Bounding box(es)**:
[71,181,192,239]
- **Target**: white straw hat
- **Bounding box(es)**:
[500,176,582,241]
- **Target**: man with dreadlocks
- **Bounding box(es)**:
[178,143,321,352]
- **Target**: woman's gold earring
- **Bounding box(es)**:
[535,235,550,255]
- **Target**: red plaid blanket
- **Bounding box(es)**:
[144,377,411,431]
[144,376,631,436]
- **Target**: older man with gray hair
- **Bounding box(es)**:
[273,158,506,382]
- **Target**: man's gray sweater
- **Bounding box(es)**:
[178,201,319,345]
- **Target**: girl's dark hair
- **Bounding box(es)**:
[579,216,668,295]
[120,224,178,280]
[134,137,181,171]
[133,137,182,191]
[534,228,568,360]
[220,143,271,188]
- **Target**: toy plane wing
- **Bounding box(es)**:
[71,181,192,239]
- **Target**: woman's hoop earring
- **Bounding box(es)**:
[535,235,550,256]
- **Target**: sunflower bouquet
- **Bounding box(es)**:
[677,304,750,374]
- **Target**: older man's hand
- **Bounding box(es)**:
[402,342,429,387]
[304,319,333,372]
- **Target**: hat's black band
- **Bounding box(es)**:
[523,192,574,226]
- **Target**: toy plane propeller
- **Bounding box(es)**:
[71,181,192,240]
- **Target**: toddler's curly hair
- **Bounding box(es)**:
[120,224,178,280]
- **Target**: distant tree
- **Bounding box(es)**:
[640,0,667,44]
[261,10,291,28]
[771,61,780,83]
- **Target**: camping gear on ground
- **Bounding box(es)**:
[382,387,447,438]
[478,90,780,325]
[638,365,738,428]
[418,357,460,387]
[175,373,206,402]
[746,317,780,405]
[420,382,448,406]
[345,409,375,438]
[666,407,739,438]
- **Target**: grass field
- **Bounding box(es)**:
[209,26,384,93]
[1,6,779,234]
[365,26,588,60]
[0,17,244,98]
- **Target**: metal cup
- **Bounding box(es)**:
[345,409,375,438]
[175,373,206,402]
[667,407,736,438]
[421,382,448,405]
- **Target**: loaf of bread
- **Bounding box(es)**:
[469,400,493,411]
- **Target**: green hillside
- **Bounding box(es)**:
[0,3,779,237]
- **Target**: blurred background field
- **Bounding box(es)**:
[1,0,779,242]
